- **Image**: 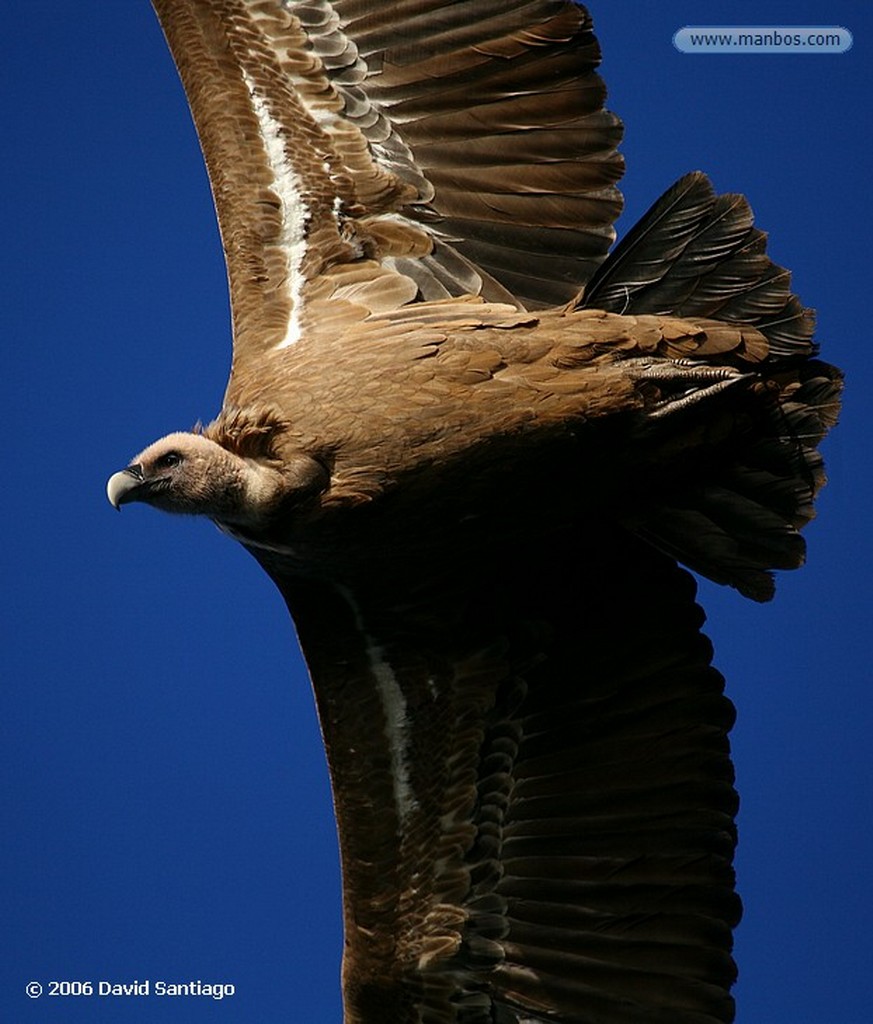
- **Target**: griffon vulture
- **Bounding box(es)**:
[106,2,841,1021]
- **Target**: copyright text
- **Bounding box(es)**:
[27,979,235,1000]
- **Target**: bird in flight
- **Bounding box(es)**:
[107,2,841,1021]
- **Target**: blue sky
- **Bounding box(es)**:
[2,3,871,1021]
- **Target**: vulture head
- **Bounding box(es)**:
[106,432,328,527]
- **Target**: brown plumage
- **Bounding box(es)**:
[107,2,841,1022]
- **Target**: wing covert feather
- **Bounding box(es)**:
[152,0,422,365]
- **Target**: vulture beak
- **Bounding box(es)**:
[106,464,147,510]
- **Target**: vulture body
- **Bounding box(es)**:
[107,2,841,1022]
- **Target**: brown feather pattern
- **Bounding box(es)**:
[121,3,846,1022]
[581,173,814,359]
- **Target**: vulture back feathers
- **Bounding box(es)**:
[106,2,842,1022]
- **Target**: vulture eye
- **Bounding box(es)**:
[156,451,183,469]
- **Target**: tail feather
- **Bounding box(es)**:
[580,171,816,359]
[588,172,842,599]
[634,360,840,601]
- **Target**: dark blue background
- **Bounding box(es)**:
[3,3,870,1020]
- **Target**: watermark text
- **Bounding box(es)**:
[674,26,852,54]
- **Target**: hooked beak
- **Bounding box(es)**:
[106,464,146,510]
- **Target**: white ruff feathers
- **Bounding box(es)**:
[241,68,309,348]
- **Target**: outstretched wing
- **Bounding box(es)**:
[268,519,739,1024]
[151,0,623,374]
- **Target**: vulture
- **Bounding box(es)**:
[107,2,841,1021]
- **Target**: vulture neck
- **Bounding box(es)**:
[198,407,331,529]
